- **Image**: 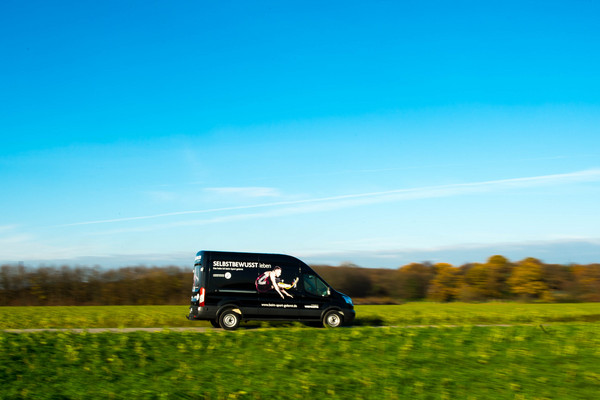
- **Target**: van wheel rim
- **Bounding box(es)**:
[327,314,340,327]
[224,314,237,327]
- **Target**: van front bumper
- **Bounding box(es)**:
[342,309,356,325]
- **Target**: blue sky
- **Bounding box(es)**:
[2,0,600,268]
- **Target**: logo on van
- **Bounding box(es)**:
[225,272,231,279]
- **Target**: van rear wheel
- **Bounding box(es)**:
[219,308,241,330]
[209,319,220,328]
[323,310,343,328]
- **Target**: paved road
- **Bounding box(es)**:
[3,324,533,333]
[3,327,214,333]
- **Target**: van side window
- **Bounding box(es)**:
[303,275,329,297]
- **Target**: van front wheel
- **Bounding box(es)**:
[219,309,241,330]
[323,310,343,328]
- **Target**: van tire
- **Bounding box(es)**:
[323,310,343,328]
[219,308,241,330]
[209,319,220,328]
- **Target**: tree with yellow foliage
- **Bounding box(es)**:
[427,263,462,302]
[508,258,552,301]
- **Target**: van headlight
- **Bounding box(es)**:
[342,294,353,306]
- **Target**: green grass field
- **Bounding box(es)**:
[2,325,600,399]
[2,304,600,399]
[2,302,600,329]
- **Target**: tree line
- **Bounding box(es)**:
[1,255,599,306]
[0,265,189,306]
[313,255,600,303]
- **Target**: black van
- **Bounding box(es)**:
[187,250,355,330]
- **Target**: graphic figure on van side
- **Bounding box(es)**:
[255,266,298,298]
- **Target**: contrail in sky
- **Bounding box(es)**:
[59,169,600,227]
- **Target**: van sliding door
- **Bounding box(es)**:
[256,259,301,318]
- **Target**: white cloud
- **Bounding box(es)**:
[0,225,19,233]
[57,169,600,229]
[204,187,281,198]
[9,237,600,268]
[296,238,600,267]
[0,227,79,262]
[144,190,180,202]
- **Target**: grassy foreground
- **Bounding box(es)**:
[2,302,600,329]
[2,324,600,399]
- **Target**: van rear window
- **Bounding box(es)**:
[193,263,203,292]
